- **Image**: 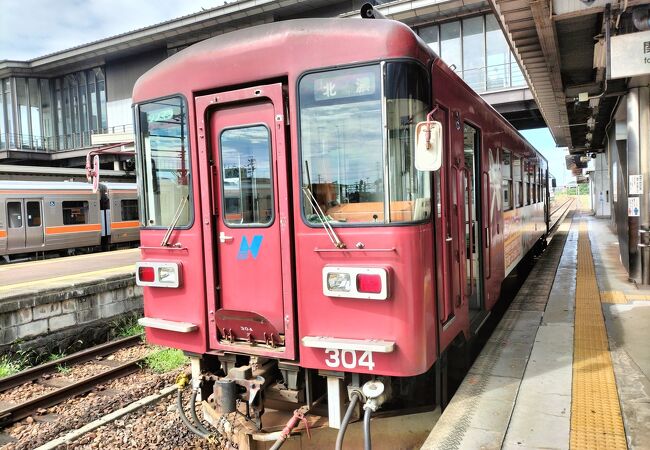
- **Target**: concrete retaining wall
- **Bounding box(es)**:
[0,274,142,355]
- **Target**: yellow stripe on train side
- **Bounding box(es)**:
[45,224,102,235]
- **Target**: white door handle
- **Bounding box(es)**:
[219,231,234,243]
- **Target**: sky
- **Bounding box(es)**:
[521,128,572,187]
[0,0,225,61]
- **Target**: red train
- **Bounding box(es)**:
[134,11,548,446]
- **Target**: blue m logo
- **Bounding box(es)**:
[237,235,263,260]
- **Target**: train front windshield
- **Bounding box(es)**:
[136,97,192,228]
[299,61,431,225]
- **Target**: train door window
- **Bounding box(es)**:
[463,123,483,311]
[512,156,523,207]
[501,150,512,210]
[121,199,139,221]
[26,202,41,227]
[219,125,273,227]
[62,201,88,225]
[7,202,22,228]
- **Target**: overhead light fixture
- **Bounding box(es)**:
[587,117,596,129]
[586,132,593,141]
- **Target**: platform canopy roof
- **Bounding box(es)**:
[488,0,648,154]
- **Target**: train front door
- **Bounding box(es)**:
[203,83,294,352]
[5,200,44,251]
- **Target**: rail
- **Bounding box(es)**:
[550,198,575,217]
[0,334,141,393]
[0,335,145,427]
[549,198,575,233]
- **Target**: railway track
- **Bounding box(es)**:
[0,335,145,428]
[549,197,575,231]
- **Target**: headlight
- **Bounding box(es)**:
[327,272,352,292]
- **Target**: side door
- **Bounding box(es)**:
[195,83,295,359]
[6,200,26,251]
[25,200,44,249]
[432,104,467,351]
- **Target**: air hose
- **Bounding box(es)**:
[335,391,362,450]
[175,373,213,441]
[363,406,373,450]
[189,387,210,435]
[176,387,211,439]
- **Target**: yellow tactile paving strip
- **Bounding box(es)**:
[601,291,650,303]
[570,222,627,450]
[600,291,628,304]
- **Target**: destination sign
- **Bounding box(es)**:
[313,70,377,101]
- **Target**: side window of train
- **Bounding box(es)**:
[524,160,533,205]
[7,202,22,228]
[512,155,523,208]
[532,163,538,203]
[501,150,512,210]
[121,199,139,221]
[62,201,89,225]
[26,202,41,227]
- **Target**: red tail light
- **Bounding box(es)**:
[138,266,155,283]
[357,274,382,294]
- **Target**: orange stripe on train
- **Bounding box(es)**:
[0,230,6,238]
[111,221,140,229]
[45,224,102,235]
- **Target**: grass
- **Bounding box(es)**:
[56,364,72,375]
[111,313,145,339]
[0,354,26,378]
[144,347,188,373]
[48,352,66,362]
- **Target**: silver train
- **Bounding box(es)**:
[0,181,139,262]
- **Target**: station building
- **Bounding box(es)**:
[0,0,648,282]
[0,0,539,170]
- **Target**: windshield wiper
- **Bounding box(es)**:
[301,185,345,249]
[160,195,188,247]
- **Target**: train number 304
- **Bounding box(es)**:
[324,349,375,371]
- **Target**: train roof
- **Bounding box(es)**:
[133,18,433,102]
[0,181,95,191]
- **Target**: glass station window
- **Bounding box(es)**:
[27,202,41,227]
[7,202,22,228]
[62,201,88,225]
[463,16,485,92]
[501,150,512,210]
[138,96,191,228]
[121,199,139,221]
[440,22,462,74]
[419,25,439,54]
[220,125,273,227]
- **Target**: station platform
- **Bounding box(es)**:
[0,249,138,301]
[422,213,650,450]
